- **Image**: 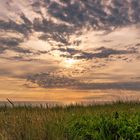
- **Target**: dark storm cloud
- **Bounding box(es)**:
[39,32,70,46]
[0,47,6,54]
[0,45,32,54]
[76,48,137,60]
[1,56,35,62]
[0,37,23,47]
[78,81,140,91]
[91,47,137,58]
[56,47,137,60]
[34,18,74,46]
[1,0,140,46]
[47,0,140,28]
[0,37,32,55]
[0,0,140,62]
[47,0,108,27]
[54,48,81,55]
[27,73,79,88]
[20,13,32,26]
[33,18,73,34]
[0,37,50,62]
[27,72,140,91]
[0,20,31,36]
[12,46,28,54]
[0,19,32,56]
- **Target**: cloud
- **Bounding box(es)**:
[0,0,140,87]
[55,46,137,60]
[27,72,140,91]
[27,73,79,88]
[0,37,23,47]
[0,20,31,36]
[55,48,81,55]
[0,36,49,57]
[0,46,6,54]
[77,81,140,91]
[1,0,140,47]
[47,0,140,28]
[0,40,32,54]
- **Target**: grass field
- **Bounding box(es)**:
[0,102,140,140]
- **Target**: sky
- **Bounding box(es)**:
[0,0,140,104]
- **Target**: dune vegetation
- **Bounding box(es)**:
[0,102,140,140]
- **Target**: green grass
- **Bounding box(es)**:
[0,102,140,140]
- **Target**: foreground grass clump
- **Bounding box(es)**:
[0,102,140,140]
[66,112,140,140]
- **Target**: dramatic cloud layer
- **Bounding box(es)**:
[1,0,140,57]
[27,72,140,91]
[1,0,140,46]
[56,46,138,60]
[0,0,140,98]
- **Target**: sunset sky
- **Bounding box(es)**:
[0,0,140,104]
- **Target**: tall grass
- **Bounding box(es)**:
[0,101,140,140]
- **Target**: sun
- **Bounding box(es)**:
[63,58,78,67]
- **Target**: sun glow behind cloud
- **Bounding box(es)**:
[63,58,79,68]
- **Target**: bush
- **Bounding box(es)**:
[65,112,140,140]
